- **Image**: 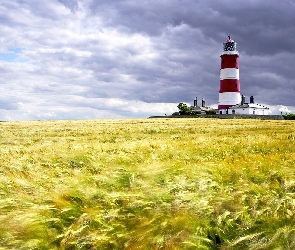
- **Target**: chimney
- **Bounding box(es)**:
[241,95,245,105]
[250,96,254,104]
[202,98,205,107]
[194,97,198,107]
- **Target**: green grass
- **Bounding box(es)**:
[0,118,295,249]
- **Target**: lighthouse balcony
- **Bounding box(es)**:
[222,51,239,55]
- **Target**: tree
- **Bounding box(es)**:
[177,103,190,115]
[283,113,295,120]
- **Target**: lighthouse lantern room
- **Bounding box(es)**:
[218,36,241,111]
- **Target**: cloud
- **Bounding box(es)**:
[0,0,294,121]
[268,105,294,115]
[0,96,178,121]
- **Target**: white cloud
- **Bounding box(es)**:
[268,105,294,115]
[0,95,179,121]
[0,0,294,120]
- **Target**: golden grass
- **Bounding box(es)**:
[0,118,295,249]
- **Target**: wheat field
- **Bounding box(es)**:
[0,118,295,249]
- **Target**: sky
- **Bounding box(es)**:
[0,0,294,120]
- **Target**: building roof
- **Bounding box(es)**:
[190,105,201,111]
[228,103,269,110]
[190,106,212,111]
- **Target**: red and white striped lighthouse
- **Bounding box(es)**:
[218,36,241,109]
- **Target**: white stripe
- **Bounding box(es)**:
[220,68,239,80]
[218,92,241,105]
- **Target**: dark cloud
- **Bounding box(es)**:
[58,0,79,13]
[0,0,294,120]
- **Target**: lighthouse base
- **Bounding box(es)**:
[218,92,241,109]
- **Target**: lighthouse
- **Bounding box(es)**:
[218,36,241,110]
[187,35,270,116]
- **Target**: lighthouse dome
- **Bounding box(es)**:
[223,35,238,54]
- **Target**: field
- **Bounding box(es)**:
[0,118,295,249]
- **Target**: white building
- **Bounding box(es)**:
[218,103,269,115]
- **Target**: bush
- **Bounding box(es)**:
[190,110,201,115]
[283,113,295,120]
[206,109,216,115]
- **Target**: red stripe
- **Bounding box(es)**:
[221,54,239,69]
[220,79,240,92]
[218,104,235,109]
